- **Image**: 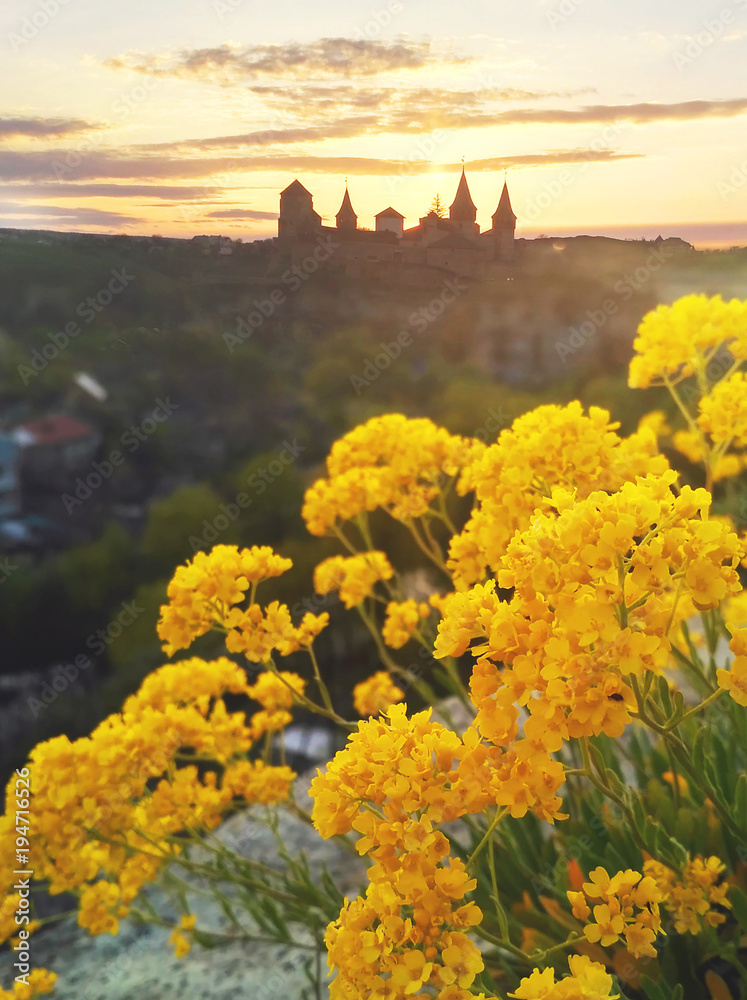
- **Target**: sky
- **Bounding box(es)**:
[1,0,746,246]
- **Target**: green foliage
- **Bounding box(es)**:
[141,483,240,575]
[55,522,135,610]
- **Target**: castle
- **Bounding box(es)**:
[276,167,517,279]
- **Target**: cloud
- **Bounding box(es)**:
[0,204,143,227]
[249,83,593,114]
[0,117,98,139]
[0,182,225,199]
[139,119,380,151]
[465,150,643,170]
[206,208,277,219]
[131,91,741,154]
[104,37,455,81]
[0,147,641,183]
[488,98,747,125]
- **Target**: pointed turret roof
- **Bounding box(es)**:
[336,186,357,227]
[492,181,517,226]
[449,168,477,222]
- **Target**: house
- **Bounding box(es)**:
[12,414,101,490]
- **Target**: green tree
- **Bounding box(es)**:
[55,523,135,610]
[141,483,240,575]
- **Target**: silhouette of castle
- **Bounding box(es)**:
[277,167,516,279]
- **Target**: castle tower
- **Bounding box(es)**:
[278,179,322,241]
[449,167,479,239]
[375,207,405,237]
[335,185,358,231]
[491,180,517,262]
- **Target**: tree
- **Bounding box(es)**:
[141,483,240,574]
[430,194,446,218]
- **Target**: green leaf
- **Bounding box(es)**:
[657,675,673,718]
[640,975,668,1000]
[490,894,511,942]
[670,690,686,726]
[691,724,710,786]
[729,886,747,933]
[735,773,747,829]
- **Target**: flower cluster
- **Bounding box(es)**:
[567,866,663,958]
[169,914,197,958]
[0,657,295,942]
[697,370,747,449]
[509,955,618,999]
[302,414,479,536]
[246,669,307,735]
[628,293,747,389]
[446,402,668,589]
[643,856,732,934]
[382,598,431,648]
[314,552,394,608]
[437,474,743,757]
[353,670,405,716]
[717,627,747,706]
[0,969,57,1000]
[157,544,328,662]
[312,706,495,998]
[157,544,292,655]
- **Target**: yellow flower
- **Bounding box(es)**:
[157,545,293,656]
[510,954,618,999]
[169,914,197,958]
[644,856,731,935]
[382,599,430,648]
[353,671,405,716]
[0,969,57,999]
[698,371,747,448]
[314,552,394,608]
[569,866,663,957]
[629,294,747,389]
[447,402,669,589]
[717,627,747,706]
[302,414,477,536]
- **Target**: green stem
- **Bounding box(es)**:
[467,807,509,871]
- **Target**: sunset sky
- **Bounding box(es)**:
[1,0,746,246]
